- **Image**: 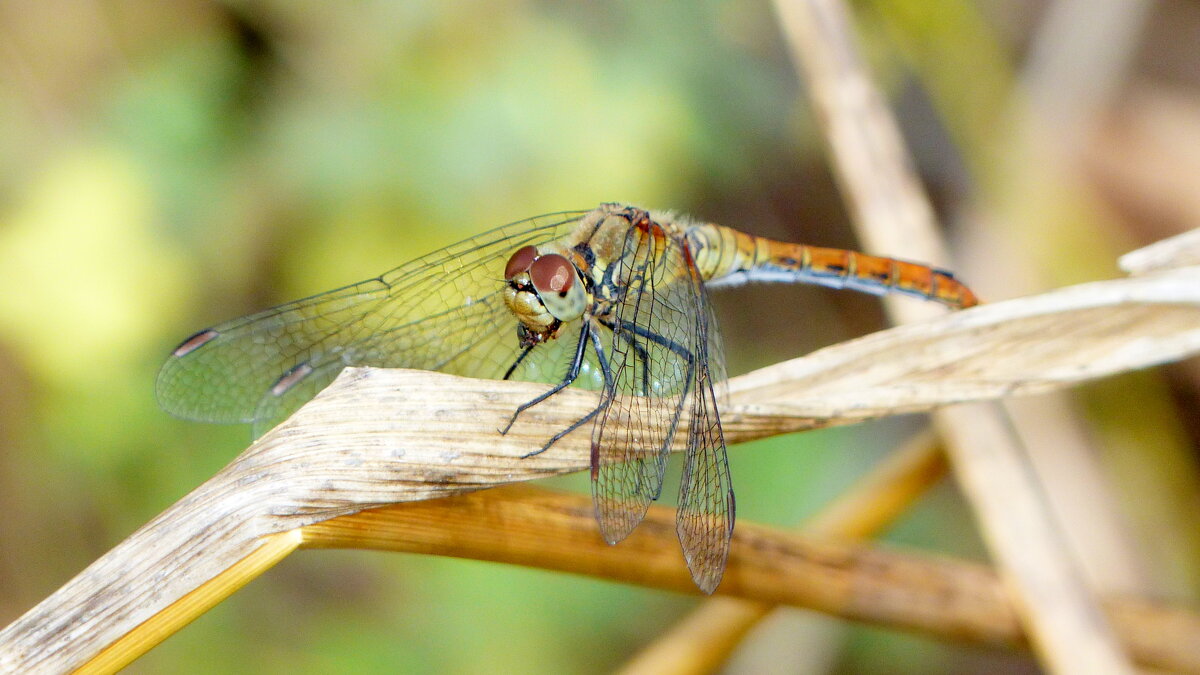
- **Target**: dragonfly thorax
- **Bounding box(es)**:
[502,245,590,345]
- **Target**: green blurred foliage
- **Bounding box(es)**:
[0,1,1192,673]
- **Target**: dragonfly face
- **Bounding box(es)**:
[502,244,590,347]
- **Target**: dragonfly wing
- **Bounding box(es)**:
[591,223,696,544]
[676,270,733,593]
[157,212,586,433]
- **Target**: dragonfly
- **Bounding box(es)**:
[158,203,977,593]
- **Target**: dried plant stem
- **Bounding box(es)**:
[998,0,1155,597]
[299,487,1200,674]
[772,0,1134,672]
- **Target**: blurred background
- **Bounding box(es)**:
[1,1,1198,673]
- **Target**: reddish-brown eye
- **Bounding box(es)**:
[529,254,574,295]
[504,245,538,280]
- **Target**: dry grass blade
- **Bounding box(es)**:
[731,264,1200,420]
[1120,227,1200,275]
[1,256,1199,672]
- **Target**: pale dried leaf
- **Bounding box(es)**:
[1119,227,1200,274]
[730,265,1200,421]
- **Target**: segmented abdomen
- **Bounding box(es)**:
[686,223,978,309]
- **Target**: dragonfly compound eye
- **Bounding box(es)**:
[504,245,539,280]
[529,253,587,322]
[529,254,574,295]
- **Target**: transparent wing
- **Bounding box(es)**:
[676,262,733,593]
[157,211,586,434]
[591,223,705,544]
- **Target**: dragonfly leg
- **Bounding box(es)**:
[502,342,537,381]
[617,319,696,475]
[594,319,697,500]
[522,329,616,458]
[598,318,652,396]
[501,323,591,436]
[617,320,696,386]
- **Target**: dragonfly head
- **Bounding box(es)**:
[503,245,588,344]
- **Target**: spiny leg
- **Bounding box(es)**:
[523,328,616,459]
[606,318,697,500]
[616,318,696,453]
[500,324,591,436]
[599,317,652,396]
[502,342,537,381]
[617,320,696,389]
